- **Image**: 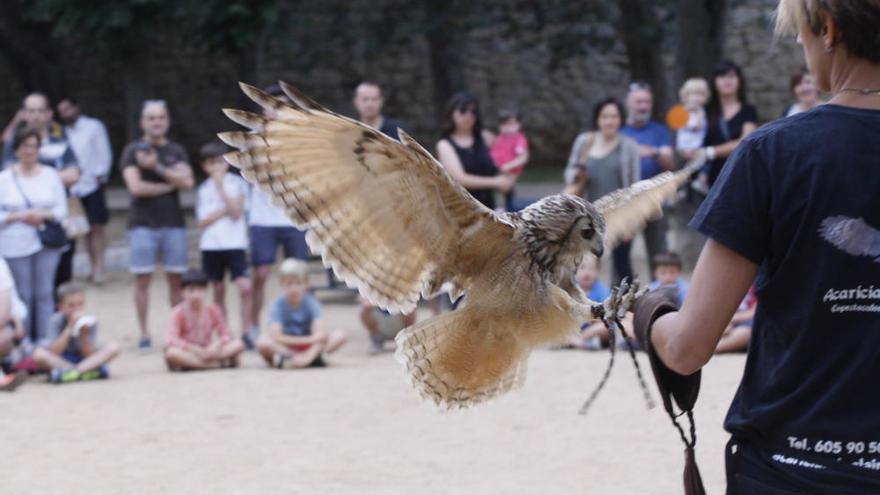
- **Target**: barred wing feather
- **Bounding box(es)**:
[219,82,513,313]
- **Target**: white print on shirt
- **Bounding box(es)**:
[818,215,880,263]
[822,285,880,313]
[782,436,880,472]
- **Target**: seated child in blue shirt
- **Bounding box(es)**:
[256,259,347,368]
[32,282,120,383]
[566,255,615,350]
[647,252,689,306]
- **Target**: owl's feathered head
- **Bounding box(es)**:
[518,194,606,275]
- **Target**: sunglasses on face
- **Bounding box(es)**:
[455,106,477,115]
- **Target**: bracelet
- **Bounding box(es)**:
[705,146,716,160]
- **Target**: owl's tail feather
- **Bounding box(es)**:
[394,307,529,409]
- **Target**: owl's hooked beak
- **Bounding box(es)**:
[591,243,604,259]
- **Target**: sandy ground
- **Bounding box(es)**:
[0,263,745,495]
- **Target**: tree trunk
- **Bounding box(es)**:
[0,1,68,102]
[617,0,670,119]
[676,0,727,87]
[426,0,467,125]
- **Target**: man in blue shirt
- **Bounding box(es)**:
[621,83,674,274]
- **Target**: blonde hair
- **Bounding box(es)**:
[775,1,880,64]
[278,258,308,278]
[679,78,710,103]
[775,0,822,36]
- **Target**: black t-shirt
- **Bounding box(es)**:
[379,118,403,140]
[703,103,758,186]
[119,139,189,229]
[445,135,497,210]
[691,105,880,491]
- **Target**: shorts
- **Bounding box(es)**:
[287,343,313,353]
[128,227,188,274]
[249,226,309,266]
[202,249,249,281]
[79,186,110,225]
[62,352,83,365]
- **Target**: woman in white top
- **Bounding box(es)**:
[0,257,27,390]
[0,128,68,343]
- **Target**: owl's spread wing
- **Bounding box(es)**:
[219,82,514,313]
[594,153,706,248]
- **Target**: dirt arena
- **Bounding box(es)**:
[0,265,745,495]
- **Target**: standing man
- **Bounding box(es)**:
[352,81,403,138]
[2,93,81,289]
[119,100,194,349]
[245,85,310,349]
[621,82,675,275]
[352,81,416,353]
[57,97,113,284]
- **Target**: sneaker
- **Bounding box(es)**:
[368,334,386,355]
[0,372,26,392]
[80,366,109,381]
[308,355,327,368]
[241,333,255,351]
[272,353,288,369]
[50,368,81,384]
[138,337,152,350]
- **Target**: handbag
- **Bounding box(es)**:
[10,170,69,248]
[63,196,91,238]
[562,133,597,197]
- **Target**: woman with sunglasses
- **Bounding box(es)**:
[436,93,514,211]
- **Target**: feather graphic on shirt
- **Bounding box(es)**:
[818,216,880,263]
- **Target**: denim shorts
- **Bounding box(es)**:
[249,226,309,266]
[128,227,188,274]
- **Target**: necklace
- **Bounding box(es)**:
[837,87,880,96]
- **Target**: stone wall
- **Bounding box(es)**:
[0,0,803,173]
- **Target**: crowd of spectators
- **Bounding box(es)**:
[0,63,817,387]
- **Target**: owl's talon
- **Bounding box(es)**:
[602,277,642,323]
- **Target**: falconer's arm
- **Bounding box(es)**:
[650,239,756,375]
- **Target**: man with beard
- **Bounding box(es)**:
[57,97,113,285]
[622,82,675,274]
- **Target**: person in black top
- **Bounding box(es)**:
[702,60,758,187]
[637,1,880,492]
[435,92,513,210]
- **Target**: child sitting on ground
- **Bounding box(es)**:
[164,269,245,371]
[489,107,529,211]
[566,255,616,350]
[715,285,757,354]
[256,259,347,368]
[647,252,689,306]
[32,282,120,383]
[196,141,253,347]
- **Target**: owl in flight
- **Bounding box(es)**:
[220,82,705,409]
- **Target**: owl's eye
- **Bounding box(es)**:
[580,227,594,240]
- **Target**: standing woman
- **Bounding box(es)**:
[634,1,880,492]
[702,60,759,187]
[782,68,823,117]
[563,97,640,283]
[436,92,514,211]
[0,129,68,343]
